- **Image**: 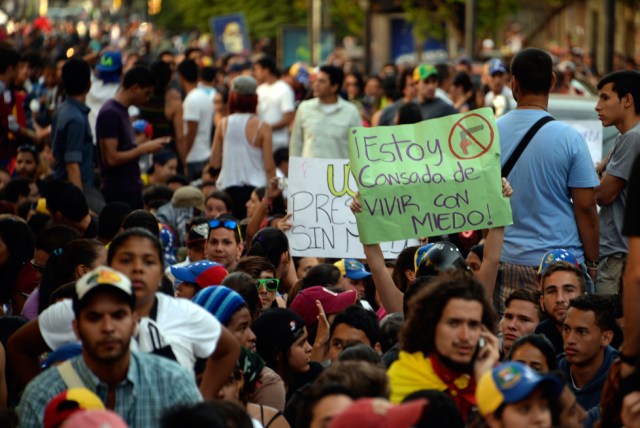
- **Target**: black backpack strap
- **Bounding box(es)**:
[501,115,555,178]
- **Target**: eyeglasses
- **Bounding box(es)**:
[256,278,279,292]
[209,219,243,242]
[31,259,46,273]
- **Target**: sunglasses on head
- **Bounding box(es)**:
[256,278,279,292]
[209,219,242,242]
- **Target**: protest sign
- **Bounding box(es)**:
[565,120,603,166]
[349,107,512,244]
[286,156,419,258]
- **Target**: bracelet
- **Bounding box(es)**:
[620,353,638,366]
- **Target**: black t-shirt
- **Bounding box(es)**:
[623,154,640,236]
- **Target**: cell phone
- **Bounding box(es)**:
[478,337,486,351]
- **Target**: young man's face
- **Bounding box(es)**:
[490,73,506,94]
[227,307,256,352]
[329,323,372,362]
[132,84,153,105]
[344,277,365,299]
[73,290,137,364]
[595,82,626,128]
[541,271,582,325]
[206,227,243,268]
[489,387,551,428]
[417,76,438,101]
[501,299,540,353]
[562,307,611,367]
[313,71,337,100]
[434,298,483,365]
[402,75,417,100]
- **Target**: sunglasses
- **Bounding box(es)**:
[256,278,279,292]
[31,259,46,273]
[209,219,243,242]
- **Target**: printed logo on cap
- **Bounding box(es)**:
[347,260,361,269]
[289,320,297,331]
[496,364,523,390]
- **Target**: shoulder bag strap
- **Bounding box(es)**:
[501,116,555,178]
[57,360,86,389]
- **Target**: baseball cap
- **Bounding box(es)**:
[96,51,123,73]
[231,75,258,95]
[413,243,434,272]
[171,186,205,212]
[289,62,310,85]
[41,343,82,369]
[334,259,371,280]
[476,361,563,417]
[413,63,438,82]
[75,266,133,304]
[253,308,306,364]
[192,285,246,325]
[290,286,357,327]
[329,397,428,428]
[489,61,507,76]
[63,409,128,428]
[187,222,209,245]
[171,260,228,288]
[43,388,105,428]
[537,249,580,275]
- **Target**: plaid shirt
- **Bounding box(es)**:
[18,351,202,428]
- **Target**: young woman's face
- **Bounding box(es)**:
[175,282,198,299]
[155,158,178,183]
[109,236,163,310]
[205,197,228,219]
[256,270,276,310]
[245,191,261,218]
[288,327,312,373]
[296,257,319,279]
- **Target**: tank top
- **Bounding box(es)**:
[216,113,267,189]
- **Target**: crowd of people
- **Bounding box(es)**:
[0,15,640,428]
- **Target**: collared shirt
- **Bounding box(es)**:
[290,96,361,159]
[18,351,202,428]
[51,97,94,188]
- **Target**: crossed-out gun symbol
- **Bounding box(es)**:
[458,125,485,155]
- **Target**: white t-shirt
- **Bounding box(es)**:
[38,293,221,371]
[256,80,295,151]
[183,87,214,163]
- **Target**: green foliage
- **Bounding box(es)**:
[329,1,366,40]
[154,0,307,40]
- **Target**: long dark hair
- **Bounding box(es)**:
[0,217,34,302]
[38,239,105,313]
[246,228,289,274]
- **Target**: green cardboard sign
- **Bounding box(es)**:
[348,107,513,244]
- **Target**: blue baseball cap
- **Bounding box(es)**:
[489,61,507,76]
[335,258,371,280]
[170,260,228,288]
[96,51,123,73]
[476,361,563,416]
[538,249,580,275]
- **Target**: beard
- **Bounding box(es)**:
[434,350,475,374]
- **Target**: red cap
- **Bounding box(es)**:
[44,388,105,428]
[290,286,357,327]
[329,398,427,428]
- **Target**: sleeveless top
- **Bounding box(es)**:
[216,113,267,189]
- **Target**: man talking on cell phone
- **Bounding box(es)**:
[387,270,500,424]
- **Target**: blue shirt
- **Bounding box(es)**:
[51,98,94,188]
[18,351,202,428]
[498,110,599,265]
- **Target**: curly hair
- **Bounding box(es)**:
[400,270,497,354]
